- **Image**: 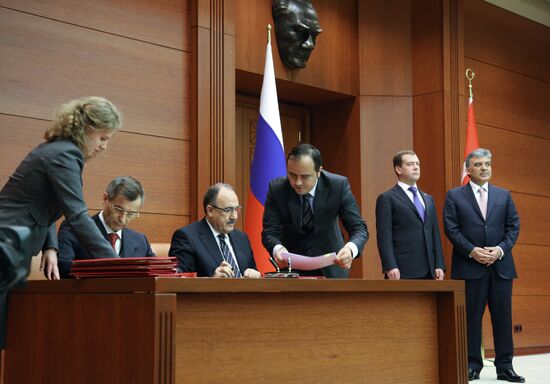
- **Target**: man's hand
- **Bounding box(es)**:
[386,268,400,280]
[483,246,502,265]
[470,247,497,265]
[274,246,289,268]
[213,261,235,278]
[243,268,261,278]
[335,246,353,269]
[40,248,60,280]
[435,268,445,280]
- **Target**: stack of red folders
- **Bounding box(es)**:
[70,257,195,278]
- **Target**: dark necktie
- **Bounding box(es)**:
[408,186,425,221]
[301,193,314,232]
[107,233,119,251]
[218,234,242,278]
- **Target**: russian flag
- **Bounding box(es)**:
[244,36,286,273]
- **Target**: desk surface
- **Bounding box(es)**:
[14,277,464,294]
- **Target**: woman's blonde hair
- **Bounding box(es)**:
[44,96,122,153]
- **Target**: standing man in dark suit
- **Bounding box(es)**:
[376,150,445,280]
[444,148,524,383]
[262,143,368,278]
[169,183,260,278]
[58,176,155,278]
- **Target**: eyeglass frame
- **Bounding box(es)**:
[110,202,140,218]
[208,204,242,215]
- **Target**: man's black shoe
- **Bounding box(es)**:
[497,368,525,383]
[468,368,480,381]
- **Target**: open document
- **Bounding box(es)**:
[280,252,337,270]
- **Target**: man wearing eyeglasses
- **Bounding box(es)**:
[57,176,155,278]
[169,183,260,278]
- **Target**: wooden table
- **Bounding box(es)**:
[4,279,467,383]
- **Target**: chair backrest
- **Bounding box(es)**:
[151,243,171,257]
[27,252,46,280]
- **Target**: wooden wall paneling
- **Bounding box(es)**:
[82,134,189,217]
[360,97,413,280]
[464,58,550,140]
[291,0,358,96]
[359,0,412,96]
[464,0,550,83]
[512,192,550,247]
[411,0,444,96]
[235,0,358,96]
[513,245,550,296]
[476,123,550,197]
[0,0,190,51]
[190,0,236,220]
[483,295,550,352]
[0,8,188,140]
[310,98,363,278]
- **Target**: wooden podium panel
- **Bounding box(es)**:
[3,279,466,384]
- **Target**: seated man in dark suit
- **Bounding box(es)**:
[169,183,260,278]
[58,176,155,278]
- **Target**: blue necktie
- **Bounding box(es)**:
[409,186,425,221]
[218,234,242,277]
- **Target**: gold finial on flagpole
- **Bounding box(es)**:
[267,24,272,44]
[466,69,475,99]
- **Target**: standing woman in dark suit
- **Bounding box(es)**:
[0,96,121,348]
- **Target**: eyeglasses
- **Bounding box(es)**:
[209,205,242,215]
[110,203,140,218]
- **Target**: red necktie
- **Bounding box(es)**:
[107,233,119,250]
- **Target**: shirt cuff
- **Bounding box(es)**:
[346,242,358,258]
[273,244,285,257]
[496,246,505,260]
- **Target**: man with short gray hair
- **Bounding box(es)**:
[444,148,524,382]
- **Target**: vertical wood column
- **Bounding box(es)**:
[191,0,236,219]
[411,0,463,272]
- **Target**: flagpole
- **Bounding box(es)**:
[267,24,271,43]
[466,68,475,100]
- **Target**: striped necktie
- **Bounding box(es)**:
[218,234,242,278]
[301,193,314,232]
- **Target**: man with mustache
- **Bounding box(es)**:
[444,148,524,382]
[169,183,260,278]
[262,143,368,278]
[57,176,155,278]
[376,150,445,280]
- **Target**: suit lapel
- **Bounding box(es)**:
[462,184,485,221]
[198,219,224,266]
[486,184,497,220]
[287,183,302,230]
[313,174,330,231]
[228,232,243,269]
[392,185,423,222]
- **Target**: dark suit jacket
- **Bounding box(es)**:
[376,185,445,278]
[443,183,520,280]
[0,140,118,261]
[262,170,369,278]
[169,218,256,277]
[57,213,155,278]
